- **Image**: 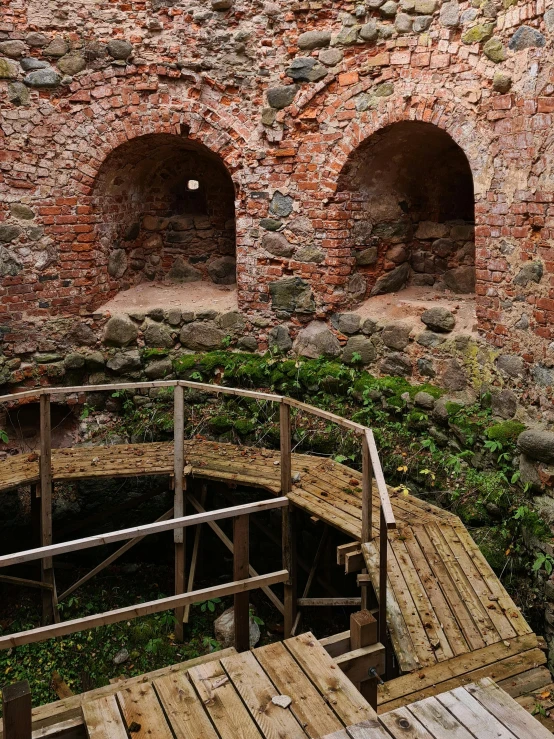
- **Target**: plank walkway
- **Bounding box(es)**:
[1,439,550,732]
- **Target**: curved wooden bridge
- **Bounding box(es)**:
[0,380,552,734]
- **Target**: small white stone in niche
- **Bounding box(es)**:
[272,695,292,709]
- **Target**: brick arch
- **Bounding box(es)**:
[320,99,493,199]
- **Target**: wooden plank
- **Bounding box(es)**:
[389,533,453,663]
[117,682,173,738]
[365,430,395,530]
[7,650,236,739]
[221,650,307,739]
[297,598,361,607]
[284,397,366,434]
[254,640,344,738]
[453,528,531,637]
[0,498,288,568]
[39,393,54,625]
[439,525,517,641]
[436,685,518,739]
[413,526,485,652]
[379,706,435,738]
[283,503,297,638]
[378,644,544,713]
[335,720,393,739]
[466,677,554,739]
[153,672,219,739]
[184,484,207,624]
[233,514,250,652]
[400,528,470,658]
[426,524,498,647]
[2,681,31,739]
[407,696,474,739]
[0,575,53,590]
[81,696,127,739]
[363,541,418,674]
[320,631,351,659]
[188,658,262,739]
[361,433,372,544]
[334,644,386,683]
[58,508,174,602]
[498,666,554,698]
[0,572,288,649]
[338,542,362,566]
[188,494,284,615]
[284,632,377,726]
[174,384,186,642]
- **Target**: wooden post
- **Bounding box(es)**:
[2,680,32,739]
[379,505,387,646]
[184,483,207,624]
[282,504,297,638]
[350,610,379,709]
[280,401,292,495]
[173,385,186,642]
[233,514,249,652]
[30,485,40,581]
[361,434,373,611]
[39,394,55,625]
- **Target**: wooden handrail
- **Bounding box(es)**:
[0,498,288,568]
[365,430,396,530]
[0,571,288,650]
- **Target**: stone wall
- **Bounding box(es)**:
[0,0,553,399]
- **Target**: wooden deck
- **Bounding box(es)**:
[7,639,552,739]
[1,439,551,732]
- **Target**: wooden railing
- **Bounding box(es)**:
[0,380,396,651]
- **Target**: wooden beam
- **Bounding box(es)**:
[173,384,185,642]
[365,429,396,530]
[350,610,378,651]
[0,572,288,650]
[283,397,366,434]
[39,393,55,626]
[361,433,372,544]
[297,598,361,607]
[58,508,175,602]
[282,503,297,638]
[188,494,284,615]
[0,575,53,591]
[337,541,361,566]
[184,484,207,624]
[334,643,385,683]
[280,401,292,494]
[233,514,250,652]
[2,680,31,739]
[0,498,289,568]
[319,630,351,658]
[344,550,364,574]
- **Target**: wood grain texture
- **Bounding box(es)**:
[82,696,127,739]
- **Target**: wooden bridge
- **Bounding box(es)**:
[0,379,553,736]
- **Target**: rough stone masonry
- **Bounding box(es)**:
[0,0,553,409]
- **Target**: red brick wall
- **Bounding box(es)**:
[0,0,552,365]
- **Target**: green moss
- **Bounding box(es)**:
[173,355,197,375]
[142,348,169,359]
[486,421,526,442]
[233,419,255,436]
[445,401,464,416]
[208,416,233,434]
[461,23,495,44]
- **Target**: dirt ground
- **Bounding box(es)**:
[96,281,239,316]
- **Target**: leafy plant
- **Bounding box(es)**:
[195,597,221,614]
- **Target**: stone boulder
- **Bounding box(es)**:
[347,273,367,302]
[442,266,475,293]
[208,256,236,284]
[24,68,61,88]
[441,359,467,391]
[169,257,202,283]
[421,307,456,333]
[356,247,378,266]
[414,391,436,410]
[267,85,298,109]
[297,30,332,49]
[107,350,142,374]
[144,319,174,348]
[216,311,246,333]
[104,315,138,347]
[180,322,224,351]
[145,359,172,379]
[513,261,542,286]
[108,249,128,279]
[295,244,325,263]
[335,313,361,335]
[496,354,524,378]
[342,336,377,365]
[370,263,410,296]
[262,232,294,258]
[509,25,545,50]
[270,192,294,218]
[214,606,260,649]
[286,57,327,83]
[381,323,411,350]
[107,39,133,60]
[0,247,22,277]
[491,389,517,419]
[268,325,292,352]
[380,353,412,376]
[518,430,554,465]
[57,53,86,75]
[293,321,341,359]
[270,277,315,313]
